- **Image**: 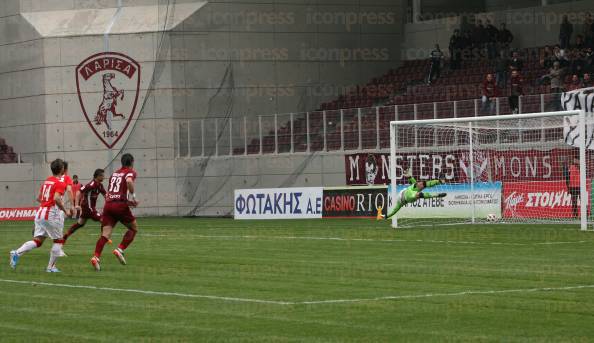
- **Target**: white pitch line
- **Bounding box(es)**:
[534,241,589,245]
[0,279,291,305]
[1,279,594,306]
[131,233,590,246]
[296,284,594,305]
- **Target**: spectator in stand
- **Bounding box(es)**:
[472,19,487,59]
[540,45,555,69]
[495,50,510,88]
[574,34,586,50]
[509,50,524,72]
[553,45,569,67]
[449,29,463,69]
[497,23,513,56]
[539,61,565,111]
[461,29,473,62]
[566,74,583,91]
[560,15,573,49]
[427,44,444,85]
[542,61,565,93]
[585,47,594,72]
[584,13,594,48]
[508,70,523,114]
[570,49,587,77]
[584,73,592,87]
[481,74,500,114]
[485,19,499,60]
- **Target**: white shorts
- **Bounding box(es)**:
[34,206,64,240]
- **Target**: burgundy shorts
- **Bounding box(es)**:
[101,202,135,227]
[81,207,101,222]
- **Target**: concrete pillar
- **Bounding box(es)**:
[413,0,421,23]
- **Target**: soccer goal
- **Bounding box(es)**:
[388,110,592,230]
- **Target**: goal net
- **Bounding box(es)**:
[388,111,592,230]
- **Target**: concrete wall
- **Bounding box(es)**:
[0,164,36,207]
[0,0,46,157]
[174,153,347,216]
[402,0,594,60]
[171,0,405,119]
[0,0,404,216]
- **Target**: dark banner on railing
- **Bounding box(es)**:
[322,186,387,218]
[345,149,591,186]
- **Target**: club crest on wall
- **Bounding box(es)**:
[76,52,141,149]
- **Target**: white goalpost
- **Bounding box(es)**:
[389,110,590,230]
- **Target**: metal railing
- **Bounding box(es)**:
[175,92,564,158]
[0,153,24,165]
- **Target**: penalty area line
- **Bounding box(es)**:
[1,279,594,306]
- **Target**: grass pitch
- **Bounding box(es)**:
[2,218,594,342]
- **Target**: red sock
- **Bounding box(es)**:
[64,223,83,240]
[94,236,109,257]
[118,229,137,250]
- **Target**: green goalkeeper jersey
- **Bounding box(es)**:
[398,186,420,205]
[386,176,445,220]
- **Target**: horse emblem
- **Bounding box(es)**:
[94,73,126,129]
[76,52,141,149]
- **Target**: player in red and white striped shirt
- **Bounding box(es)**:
[10,159,73,272]
[60,161,75,215]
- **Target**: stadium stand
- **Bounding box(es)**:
[319,59,430,111]
[234,49,532,155]
[242,45,577,154]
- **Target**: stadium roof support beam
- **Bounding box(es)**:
[20,3,206,38]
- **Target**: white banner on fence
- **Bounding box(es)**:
[389,182,502,219]
[562,87,594,149]
[234,187,323,219]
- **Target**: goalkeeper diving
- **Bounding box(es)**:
[381,171,447,220]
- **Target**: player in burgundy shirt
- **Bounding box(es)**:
[10,159,72,272]
[91,153,139,271]
[63,169,106,243]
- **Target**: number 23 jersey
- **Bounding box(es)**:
[105,167,137,203]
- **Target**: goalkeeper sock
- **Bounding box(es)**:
[386,202,403,219]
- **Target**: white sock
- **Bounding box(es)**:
[47,243,62,269]
[16,241,38,256]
